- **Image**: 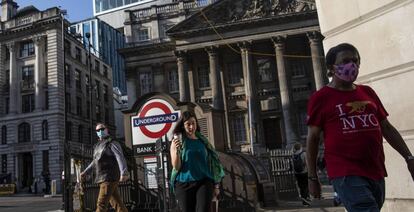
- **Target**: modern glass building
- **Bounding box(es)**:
[93,0,157,15]
[70,18,127,94]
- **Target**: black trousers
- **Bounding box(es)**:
[175,179,214,212]
[295,173,309,199]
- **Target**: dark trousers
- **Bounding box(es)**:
[295,173,309,199]
[175,179,214,212]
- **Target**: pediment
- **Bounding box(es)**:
[167,0,316,36]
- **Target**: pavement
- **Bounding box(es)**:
[0,195,63,212]
[260,185,346,212]
[0,185,345,212]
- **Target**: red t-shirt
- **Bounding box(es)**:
[307,85,388,180]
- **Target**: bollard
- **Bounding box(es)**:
[51,180,57,196]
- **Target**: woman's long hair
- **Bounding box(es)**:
[172,111,201,137]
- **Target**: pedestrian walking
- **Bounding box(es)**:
[306,43,414,212]
[81,123,129,212]
[292,143,311,206]
[170,111,225,212]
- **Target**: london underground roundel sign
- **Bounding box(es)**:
[131,99,180,146]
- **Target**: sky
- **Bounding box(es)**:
[14,0,93,22]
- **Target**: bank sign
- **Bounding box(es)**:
[131,99,180,156]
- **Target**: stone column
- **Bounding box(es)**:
[34,36,45,111]
[307,31,326,90]
[175,50,190,102]
[238,42,262,148]
[8,42,18,114]
[272,36,299,146]
[205,46,224,110]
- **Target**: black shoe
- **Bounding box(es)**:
[301,197,311,206]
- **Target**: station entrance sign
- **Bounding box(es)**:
[131,99,180,155]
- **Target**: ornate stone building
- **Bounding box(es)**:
[121,0,325,152]
[0,0,115,192]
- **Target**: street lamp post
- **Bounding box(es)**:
[60,9,72,212]
[85,32,94,145]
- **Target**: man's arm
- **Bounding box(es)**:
[381,119,414,180]
[110,142,129,177]
[306,125,322,198]
[81,161,95,178]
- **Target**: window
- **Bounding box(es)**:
[197,65,210,88]
[105,108,109,123]
[1,155,6,173]
[65,64,71,86]
[18,122,31,143]
[45,62,48,84]
[297,110,307,136]
[160,24,172,38]
[22,65,34,85]
[66,121,72,141]
[5,98,9,114]
[20,41,34,57]
[78,125,83,143]
[85,75,90,95]
[227,62,243,85]
[168,69,178,92]
[76,97,82,116]
[231,114,247,143]
[44,91,49,110]
[1,126,6,144]
[5,47,10,60]
[95,80,100,100]
[257,58,274,82]
[75,69,81,90]
[290,59,307,78]
[86,101,91,119]
[103,66,108,78]
[65,93,71,113]
[42,120,48,140]
[64,40,71,55]
[137,28,150,41]
[96,105,101,121]
[22,94,34,113]
[103,85,109,102]
[139,72,152,95]
[5,69,10,91]
[95,60,100,73]
[42,150,49,173]
[75,47,82,61]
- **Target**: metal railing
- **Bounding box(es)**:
[267,149,298,200]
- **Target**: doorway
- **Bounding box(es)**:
[18,152,33,189]
[263,118,283,149]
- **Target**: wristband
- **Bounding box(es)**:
[308,176,318,181]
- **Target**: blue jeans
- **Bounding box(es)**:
[331,176,385,212]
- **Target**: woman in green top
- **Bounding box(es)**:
[170,111,225,212]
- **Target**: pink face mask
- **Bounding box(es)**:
[334,62,359,82]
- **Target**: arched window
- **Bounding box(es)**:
[42,120,48,140]
[78,125,83,143]
[1,126,6,144]
[18,122,31,143]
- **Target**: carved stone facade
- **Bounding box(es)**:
[0,2,114,193]
[121,0,324,152]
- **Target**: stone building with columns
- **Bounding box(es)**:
[121,0,326,152]
[0,1,114,193]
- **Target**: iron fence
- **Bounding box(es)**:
[267,149,298,200]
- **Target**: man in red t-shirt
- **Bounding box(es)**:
[306,43,414,211]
